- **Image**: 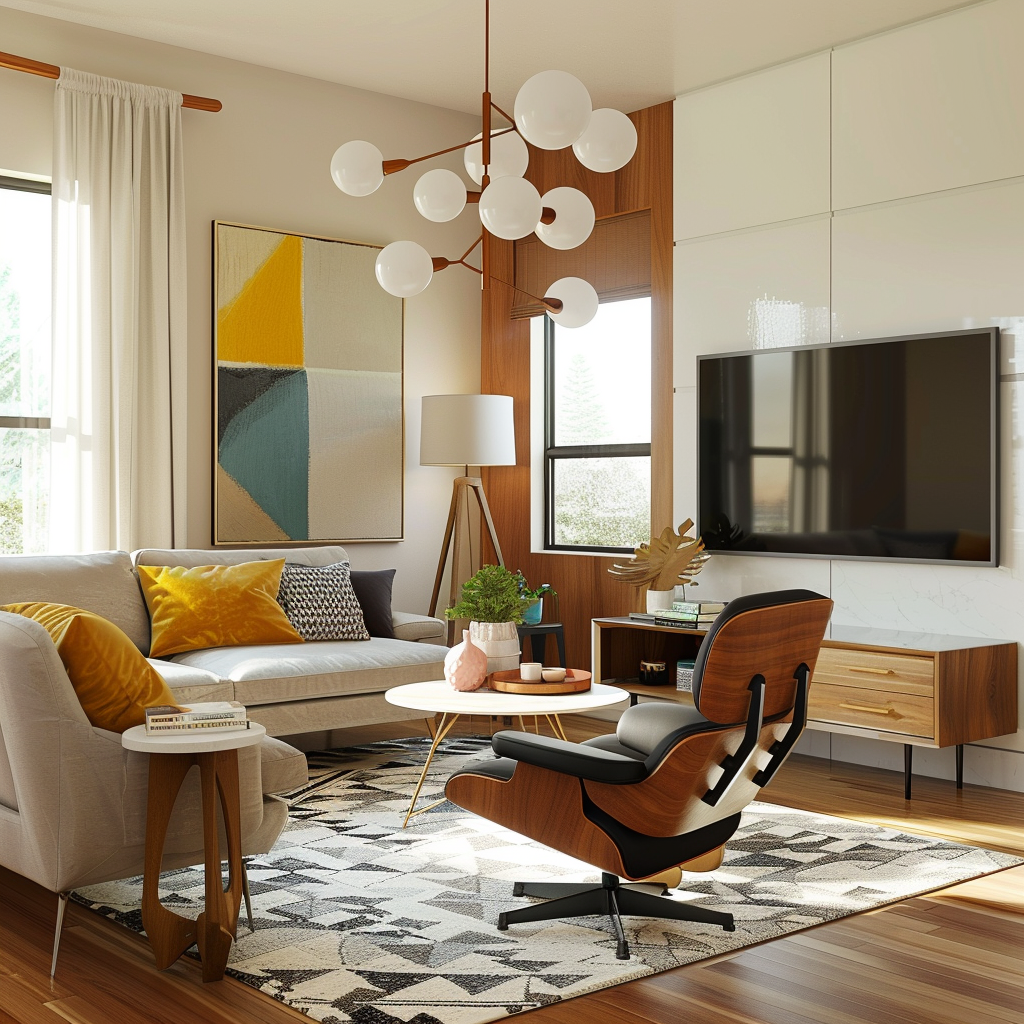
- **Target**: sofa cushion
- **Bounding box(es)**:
[278,562,370,642]
[170,638,446,705]
[132,545,350,569]
[349,568,397,639]
[137,559,303,657]
[391,611,446,643]
[1,603,178,732]
[149,659,234,703]
[0,551,150,652]
[259,736,308,794]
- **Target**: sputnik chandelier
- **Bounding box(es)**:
[329,0,637,329]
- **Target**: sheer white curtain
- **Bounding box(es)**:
[49,68,187,553]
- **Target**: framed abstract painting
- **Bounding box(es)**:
[213,221,404,545]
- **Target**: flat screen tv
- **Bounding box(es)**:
[697,328,998,566]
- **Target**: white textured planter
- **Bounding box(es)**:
[469,620,521,674]
[646,588,675,613]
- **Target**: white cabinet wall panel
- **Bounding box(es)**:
[674,216,831,388]
[674,53,830,241]
[673,387,697,528]
[830,179,1024,350]
[832,0,1024,211]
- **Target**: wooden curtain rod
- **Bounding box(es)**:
[0,50,222,112]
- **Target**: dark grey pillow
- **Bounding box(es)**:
[349,568,396,639]
[277,562,369,641]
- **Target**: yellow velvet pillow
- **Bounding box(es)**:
[1,602,179,733]
[137,558,303,658]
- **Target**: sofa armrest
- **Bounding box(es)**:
[392,610,446,644]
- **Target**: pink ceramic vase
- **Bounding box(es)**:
[445,629,488,692]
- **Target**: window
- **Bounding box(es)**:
[0,175,51,554]
[543,296,651,552]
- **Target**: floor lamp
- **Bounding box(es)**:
[421,394,516,645]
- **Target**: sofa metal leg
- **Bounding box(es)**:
[241,859,255,934]
[50,891,70,978]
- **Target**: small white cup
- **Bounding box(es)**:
[520,662,542,681]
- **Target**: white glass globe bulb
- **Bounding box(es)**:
[546,277,599,328]
[478,176,543,240]
[413,168,468,223]
[375,240,433,297]
[514,70,592,151]
[536,187,595,250]
[330,140,384,197]
[573,108,638,173]
[464,130,530,185]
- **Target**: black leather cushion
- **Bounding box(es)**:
[349,568,397,639]
[448,757,517,785]
[582,734,647,760]
[491,731,648,784]
[616,703,716,757]
[691,589,827,721]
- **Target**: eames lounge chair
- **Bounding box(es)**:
[445,589,833,958]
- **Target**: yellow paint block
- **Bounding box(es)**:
[218,234,304,366]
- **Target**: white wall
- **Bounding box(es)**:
[673,0,1024,791]
[0,6,482,613]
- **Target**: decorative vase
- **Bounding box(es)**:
[522,599,543,626]
[646,588,674,613]
[469,620,521,674]
[444,630,488,692]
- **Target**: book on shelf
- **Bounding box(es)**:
[670,600,728,615]
[145,701,249,734]
[628,611,658,621]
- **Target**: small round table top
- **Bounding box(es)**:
[385,679,628,716]
[122,722,266,754]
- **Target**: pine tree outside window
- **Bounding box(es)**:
[0,175,51,554]
[544,296,652,553]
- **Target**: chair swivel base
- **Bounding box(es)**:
[497,872,735,960]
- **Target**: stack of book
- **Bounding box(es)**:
[657,599,728,629]
[144,701,249,735]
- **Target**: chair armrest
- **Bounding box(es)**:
[491,731,648,784]
[392,610,446,643]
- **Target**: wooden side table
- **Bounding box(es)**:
[122,722,266,982]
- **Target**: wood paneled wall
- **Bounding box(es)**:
[481,101,673,671]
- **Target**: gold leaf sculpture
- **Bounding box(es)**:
[608,519,710,612]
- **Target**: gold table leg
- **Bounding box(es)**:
[403,712,460,827]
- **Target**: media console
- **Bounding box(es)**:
[591,617,1018,798]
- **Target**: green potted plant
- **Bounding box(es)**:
[446,565,531,672]
[515,572,557,626]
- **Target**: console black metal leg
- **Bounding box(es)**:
[904,744,913,800]
[956,744,964,790]
[554,627,566,668]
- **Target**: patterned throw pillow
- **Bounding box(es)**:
[277,562,370,642]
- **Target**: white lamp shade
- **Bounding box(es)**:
[413,168,468,222]
[546,276,600,328]
[573,108,638,172]
[420,394,516,467]
[375,240,433,297]
[536,186,595,250]
[330,140,384,196]
[514,70,592,151]
[478,176,543,240]
[464,130,530,185]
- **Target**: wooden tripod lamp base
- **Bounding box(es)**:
[428,476,505,646]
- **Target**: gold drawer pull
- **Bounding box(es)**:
[839,701,895,716]
[846,666,896,676]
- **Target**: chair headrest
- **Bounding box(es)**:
[691,589,833,725]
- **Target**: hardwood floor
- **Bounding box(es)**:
[2,715,1023,1024]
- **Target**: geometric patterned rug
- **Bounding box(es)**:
[75,737,1022,1024]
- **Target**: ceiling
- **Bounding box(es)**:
[2,0,982,113]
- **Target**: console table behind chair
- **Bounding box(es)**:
[592,618,1018,798]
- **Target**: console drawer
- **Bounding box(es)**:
[808,682,934,738]
[813,647,934,696]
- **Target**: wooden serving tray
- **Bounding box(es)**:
[489,669,592,695]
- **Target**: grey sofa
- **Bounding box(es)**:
[0,544,449,742]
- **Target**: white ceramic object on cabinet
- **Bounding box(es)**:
[832,0,1024,211]
[673,52,829,241]
[673,216,831,388]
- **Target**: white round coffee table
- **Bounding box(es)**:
[122,723,265,981]
[385,680,627,826]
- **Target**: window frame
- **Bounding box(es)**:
[542,304,652,554]
[0,174,52,437]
